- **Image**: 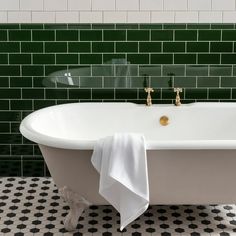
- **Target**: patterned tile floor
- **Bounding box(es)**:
[1,178,236,236]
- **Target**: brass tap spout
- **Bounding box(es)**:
[144,87,154,106]
[174,88,182,106]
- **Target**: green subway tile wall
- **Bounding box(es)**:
[1,23,236,177]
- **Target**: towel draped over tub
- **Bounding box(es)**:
[91,133,149,230]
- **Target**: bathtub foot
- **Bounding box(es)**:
[59,186,91,232]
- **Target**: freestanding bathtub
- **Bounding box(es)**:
[20,102,236,231]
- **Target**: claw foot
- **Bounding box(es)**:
[59,186,91,231]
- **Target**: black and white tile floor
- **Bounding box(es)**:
[1,178,236,236]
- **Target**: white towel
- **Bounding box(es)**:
[91,133,149,230]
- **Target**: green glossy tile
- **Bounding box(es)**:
[209,89,231,99]
[222,30,236,40]
[0,157,21,176]
[187,42,209,52]
[12,145,33,155]
[68,24,91,29]
[92,42,114,53]
[104,77,126,88]
[162,65,185,76]
[80,54,102,64]
[140,24,162,29]
[92,24,115,29]
[185,89,207,99]
[22,158,44,177]
[150,77,172,88]
[56,30,78,41]
[80,77,102,88]
[68,42,91,52]
[92,89,114,99]
[209,65,232,76]
[44,24,67,29]
[0,42,19,52]
[0,123,10,132]
[80,30,102,41]
[0,77,9,87]
[103,54,126,63]
[127,54,149,64]
[221,77,236,87]
[0,54,8,64]
[151,54,173,64]
[164,24,186,29]
[0,100,9,110]
[210,42,233,52]
[115,89,137,99]
[11,100,33,110]
[233,65,236,76]
[10,76,32,87]
[175,30,197,41]
[186,65,208,76]
[187,24,210,29]
[231,89,236,98]
[33,76,55,88]
[161,89,175,99]
[221,54,236,64]
[116,42,138,52]
[174,77,196,88]
[0,145,10,155]
[45,42,67,52]
[32,30,55,41]
[34,100,56,110]
[10,122,20,133]
[0,111,21,121]
[0,24,19,29]
[21,24,43,29]
[9,30,31,41]
[45,89,67,99]
[69,65,91,76]
[104,30,126,41]
[116,24,138,29]
[22,89,44,99]
[151,30,173,41]
[45,65,67,76]
[92,65,114,76]
[0,66,20,76]
[197,77,219,87]
[21,42,43,52]
[56,54,78,64]
[163,42,185,52]
[211,24,234,29]
[139,65,161,76]
[69,89,91,99]
[115,65,138,76]
[22,66,44,76]
[0,30,7,41]
[174,54,196,64]
[139,42,161,52]
[33,54,55,64]
[129,77,147,88]
[198,54,220,64]
[198,30,221,41]
[127,30,149,41]
[9,54,31,64]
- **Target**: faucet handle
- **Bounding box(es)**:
[144,87,154,106]
[145,87,154,93]
[174,87,182,106]
[174,87,182,93]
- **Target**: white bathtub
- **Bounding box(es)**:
[20,102,236,230]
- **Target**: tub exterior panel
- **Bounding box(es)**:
[39,144,236,205]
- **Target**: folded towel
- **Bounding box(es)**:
[91,133,149,230]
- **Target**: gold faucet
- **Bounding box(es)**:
[174,88,182,106]
[144,87,154,106]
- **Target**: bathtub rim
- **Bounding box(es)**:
[20,102,236,150]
